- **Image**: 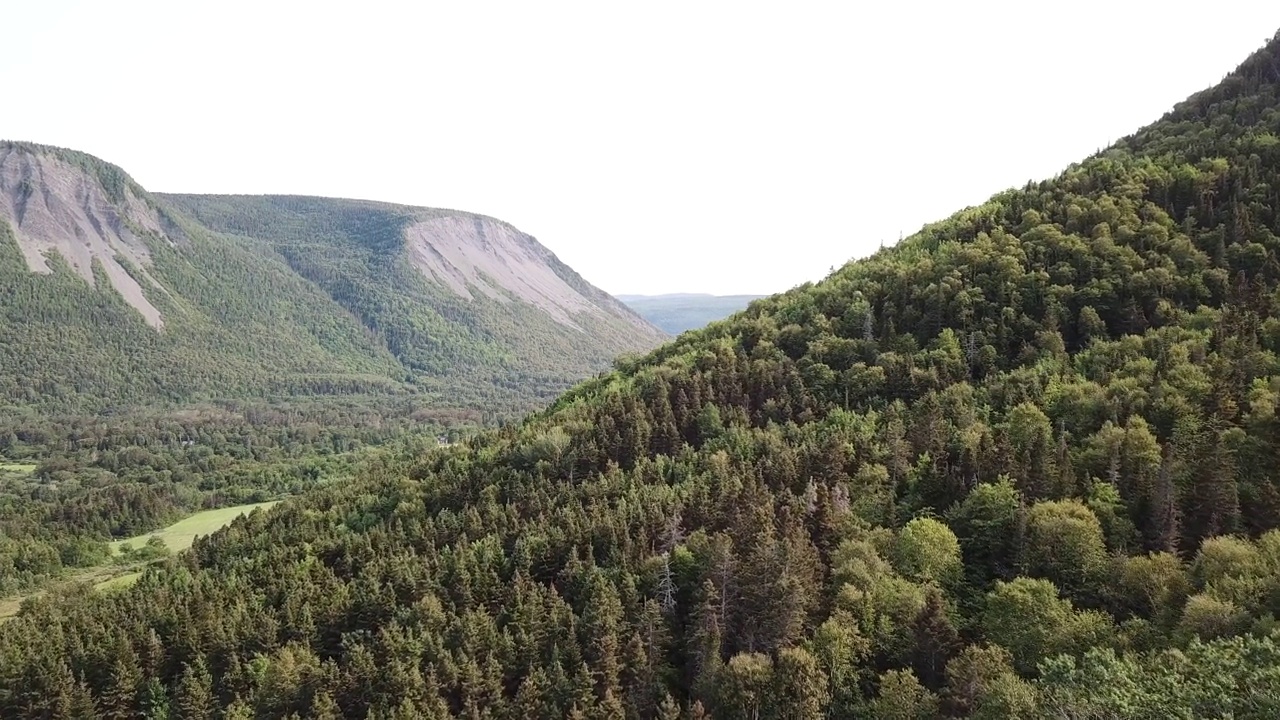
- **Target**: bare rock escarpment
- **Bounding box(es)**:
[0,146,169,328]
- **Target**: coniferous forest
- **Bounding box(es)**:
[0,139,663,612]
[6,28,1280,720]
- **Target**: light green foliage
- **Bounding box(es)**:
[871,669,939,720]
[948,478,1023,587]
[1193,535,1262,586]
[833,539,929,665]
[771,647,828,720]
[1256,529,1280,574]
[1022,500,1108,600]
[1005,403,1056,499]
[811,614,870,715]
[718,652,772,719]
[0,464,36,476]
[1176,594,1251,641]
[94,572,143,591]
[831,538,894,591]
[848,463,894,524]
[839,573,927,667]
[982,578,1114,673]
[1086,481,1136,552]
[1108,552,1191,627]
[894,517,962,587]
[1192,535,1267,608]
[1036,635,1280,719]
[116,536,171,563]
[945,644,1037,720]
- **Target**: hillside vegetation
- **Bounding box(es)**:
[6,31,1280,720]
[162,194,660,408]
[0,153,661,611]
[0,146,663,416]
[0,402,422,597]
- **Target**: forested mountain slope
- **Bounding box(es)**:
[160,194,660,398]
[7,30,1280,720]
[0,143,663,414]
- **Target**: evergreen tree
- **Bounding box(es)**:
[910,586,960,691]
[173,658,214,720]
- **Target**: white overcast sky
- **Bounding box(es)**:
[5,2,1280,295]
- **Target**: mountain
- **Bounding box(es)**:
[618,293,766,334]
[7,31,1280,720]
[0,142,664,414]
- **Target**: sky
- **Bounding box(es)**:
[5,2,1280,296]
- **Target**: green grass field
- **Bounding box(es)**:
[2,501,282,620]
[0,597,25,621]
[110,501,280,555]
[0,463,37,475]
[94,572,143,591]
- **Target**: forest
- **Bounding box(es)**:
[0,399,469,596]
[4,28,1280,720]
[0,144,661,417]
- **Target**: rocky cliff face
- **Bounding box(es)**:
[405,215,620,330]
[0,145,170,328]
[0,140,660,412]
[0,141,664,411]
[0,141,659,346]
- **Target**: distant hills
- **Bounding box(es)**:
[0,142,665,414]
[618,293,765,334]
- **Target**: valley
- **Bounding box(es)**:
[3,25,1280,720]
[619,293,767,334]
[0,144,667,640]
